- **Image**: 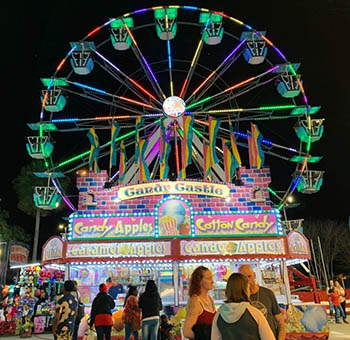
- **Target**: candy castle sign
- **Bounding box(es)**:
[117,181,230,200]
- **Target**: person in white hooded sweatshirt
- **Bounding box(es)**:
[211,273,275,340]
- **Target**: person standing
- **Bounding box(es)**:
[122,285,141,340]
[327,280,335,321]
[329,287,347,324]
[90,283,116,340]
[52,280,78,340]
[108,277,124,301]
[335,280,348,323]
[211,273,275,340]
[182,266,216,340]
[72,281,83,340]
[238,264,285,340]
[138,280,163,340]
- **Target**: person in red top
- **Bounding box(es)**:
[90,283,116,340]
[329,288,347,324]
[183,266,216,340]
[122,285,141,340]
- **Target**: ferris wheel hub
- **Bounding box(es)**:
[162,96,186,118]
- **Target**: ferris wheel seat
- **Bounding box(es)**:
[296,171,324,194]
[296,125,324,143]
[243,51,267,65]
[70,54,94,75]
[155,8,177,40]
[110,18,133,50]
[33,187,62,210]
[277,81,301,98]
[40,93,67,112]
[26,136,53,159]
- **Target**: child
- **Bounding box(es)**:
[329,288,347,324]
[159,314,174,340]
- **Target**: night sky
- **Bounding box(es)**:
[2,0,350,253]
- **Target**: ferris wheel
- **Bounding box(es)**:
[26,5,324,212]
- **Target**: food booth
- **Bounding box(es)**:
[41,168,329,339]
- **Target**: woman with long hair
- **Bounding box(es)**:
[138,280,163,340]
[122,285,141,340]
[182,266,216,340]
[211,273,275,340]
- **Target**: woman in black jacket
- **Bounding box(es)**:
[138,280,163,340]
[90,283,115,340]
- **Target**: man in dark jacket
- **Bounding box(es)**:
[90,284,115,340]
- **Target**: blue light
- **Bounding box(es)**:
[73,82,107,94]
[167,41,172,69]
[183,6,198,10]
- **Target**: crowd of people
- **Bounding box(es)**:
[53,264,347,340]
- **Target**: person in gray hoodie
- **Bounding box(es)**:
[211,273,275,340]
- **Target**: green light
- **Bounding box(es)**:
[193,127,204,138]
[259,105,296,111]
[288,64,297,76]
[41,78,69,87]
[186,96,212,110]
[277,203,284,211]
[267,187,279,197]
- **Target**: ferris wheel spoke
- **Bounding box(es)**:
[93,50,162,106]
[186,39,246,104]
[63,80,164,113]
[186,65,279,111]
[121,20,167,101]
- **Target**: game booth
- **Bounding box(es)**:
[41,169,329,340]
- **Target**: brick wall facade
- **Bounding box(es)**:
[76,166,272,214]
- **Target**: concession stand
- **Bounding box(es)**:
[41,168,329,339]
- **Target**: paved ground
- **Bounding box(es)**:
[0,323,349,340]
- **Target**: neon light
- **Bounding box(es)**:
[260,34,274,47]
[192,127,204,138]
[124,25,137,46]
[228,16,244,26]
[179,79,188,98]
[186,96,211,109]
[192,71,216,95]
[191,40,203,67]
[95,115,131,120]
[129,78,157,100]
[167,41,172,69]
[52,118,79,123]
[56,58,66,71]
[119,96,153,108]
[134,8,148,14]
[259,105,296,110]
[87,26,101,37]
[183,6,198,10]
[152,6,163,10]
[73,82,107,94]
[223,39,246,63]
[207,108,244,113]
[224,77,255,92]
[273,46,287,61]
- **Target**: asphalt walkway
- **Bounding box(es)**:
[0,323,349,340]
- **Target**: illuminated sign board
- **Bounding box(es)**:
[9,243,30,265]
[287,231,310,258]
[180,239,285,256]
[42,237,63,261]
[194,213,278,236]
[117,181,230,200]
[71,216,155,240]
[66,241,171,258]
